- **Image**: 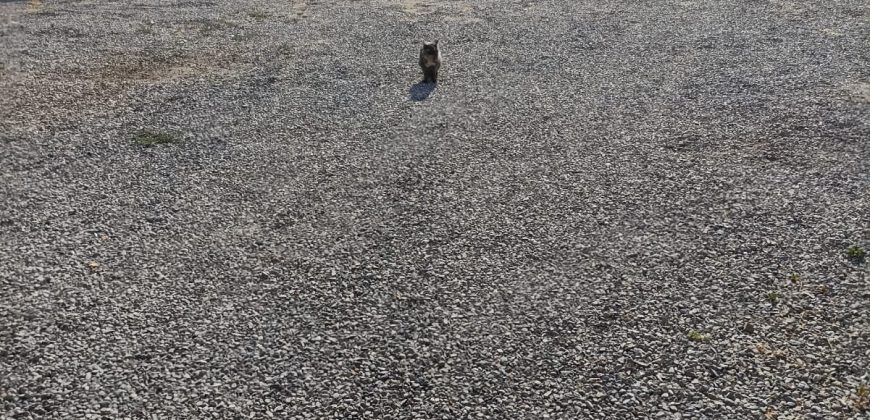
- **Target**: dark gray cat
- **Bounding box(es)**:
[419,40,441,84]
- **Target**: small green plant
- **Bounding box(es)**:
[135,24,154,35]
[687,330,707,342]
[766,291,782,304]
[248,9,270,20]
[788,272,800,284]
[133,130,178,147]
[846,245,866,262]
[193,18,238,35]
[231,32,256,42]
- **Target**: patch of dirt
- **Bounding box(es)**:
[396,0,481,23]
[97,50,242,82]
[842,82,870,103]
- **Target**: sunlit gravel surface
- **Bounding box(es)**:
[1,0,868,418]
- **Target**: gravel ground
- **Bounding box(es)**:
[2,0,869,418]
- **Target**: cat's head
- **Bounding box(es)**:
[421,40,439,54]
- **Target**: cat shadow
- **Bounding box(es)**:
[409,81,437,101]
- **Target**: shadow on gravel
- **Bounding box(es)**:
[409,82,436,101]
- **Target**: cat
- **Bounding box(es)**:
[419,40,441,84]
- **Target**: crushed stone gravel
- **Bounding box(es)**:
[1,0,868,418]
